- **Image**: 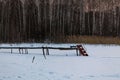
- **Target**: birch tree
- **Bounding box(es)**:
[24,0,38,42]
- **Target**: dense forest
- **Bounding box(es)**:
[0,0,120,43]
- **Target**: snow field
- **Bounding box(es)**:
[0,43,120,80]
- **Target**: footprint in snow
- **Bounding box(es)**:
[49,72,54,75]
[17,76,22,78]
[89,75,95,77]
[63,75,71,79]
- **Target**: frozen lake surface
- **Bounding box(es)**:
[0,43,120,80]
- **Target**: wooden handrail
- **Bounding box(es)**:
[0,45,89,57]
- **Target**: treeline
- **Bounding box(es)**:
[0,0,120,43]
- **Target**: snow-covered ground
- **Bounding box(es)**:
[0,43,120,80]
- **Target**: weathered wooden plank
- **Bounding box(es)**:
[0,47,77,50]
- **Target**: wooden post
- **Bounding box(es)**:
[77,45,82,56]
[11,48,13,54]
[10,44,12,54]
[19,48,21,54]
[42,47,46,59]
[47,48,49,55]
[79,50,81,56]
[76,49,79,56]
[46,47,49,55]
[27,49,28,54]
[22,49,23,54]
[25,49,28,54]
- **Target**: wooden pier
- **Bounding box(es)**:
[0,45,88,57]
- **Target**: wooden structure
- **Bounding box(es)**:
[77,45,88,56]
[70,45,88,56]
[0,45,88,58]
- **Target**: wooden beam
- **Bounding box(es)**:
[42,47,46,59]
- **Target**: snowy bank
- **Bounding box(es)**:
[0,43,120,80]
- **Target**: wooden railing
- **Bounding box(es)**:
[0,45,88,59]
